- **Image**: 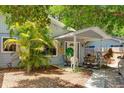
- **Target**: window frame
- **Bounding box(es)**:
[49,46,58,57]
[1,37,17,53]
[43,44,58,57]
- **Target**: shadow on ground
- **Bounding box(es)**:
[14,68,65,76]
[13,77,85,88]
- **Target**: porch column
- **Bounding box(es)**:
[100,39,103,52]
[100,39,103,67]
[84,40,86,56]
[73,35,77,69]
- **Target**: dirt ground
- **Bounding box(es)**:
[0,73,4,87]
[0,68,23,88]
[0,66,92,88]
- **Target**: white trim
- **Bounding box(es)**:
[111,38,124,43]
[55,27,111,40]
[78,42,81,63]
[1,37,17,53]
[64,41,81,63]
[77,27,111,39]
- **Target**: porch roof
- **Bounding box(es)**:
[55,27,111,41]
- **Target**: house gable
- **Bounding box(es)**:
[49,16,75,38]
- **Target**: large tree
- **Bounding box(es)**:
[50,5,124,37]
[0,6,50,27]
[0,6,54,73]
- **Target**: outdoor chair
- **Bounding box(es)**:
[83,55,101,69]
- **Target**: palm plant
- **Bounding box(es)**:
[4,21,54,73]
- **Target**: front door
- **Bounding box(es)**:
[64,41,80,62]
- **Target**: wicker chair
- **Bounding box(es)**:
[83,55,100,69]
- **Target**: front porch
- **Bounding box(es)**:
[55,27,111,69]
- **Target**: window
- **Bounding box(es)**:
[42,45,58,56]
[1,37,16,53]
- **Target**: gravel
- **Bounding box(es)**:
[85,67,124,88]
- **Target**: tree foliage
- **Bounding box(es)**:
[0,6,50,27]
[4,21,54,73]
[50,5,124,37]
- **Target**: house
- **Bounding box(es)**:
[55,29,124,67]
[0,15,74,68]
[0,15,124,68]
[50,17,124,67]
[0,15,19,68]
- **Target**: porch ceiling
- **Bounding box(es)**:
[55,27,111,42]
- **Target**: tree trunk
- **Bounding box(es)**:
[27,62,31,74]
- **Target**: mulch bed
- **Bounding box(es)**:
[0,67,24,73]
[13,77,85,88]
[0,65,63,88]
[0,65,61,73]
[31,65,64,74]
